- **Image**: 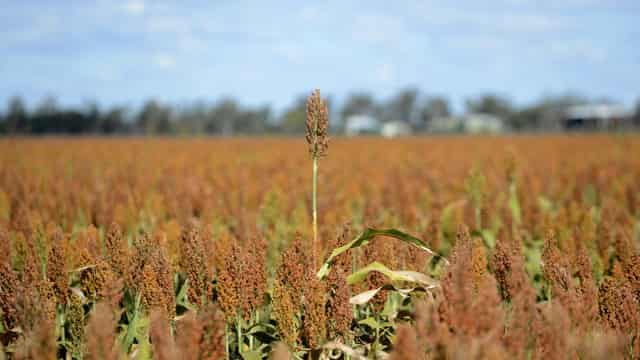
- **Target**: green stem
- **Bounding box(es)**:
[237,316,243,354]
[372,311,380,359]
[225,323,230,359]
[249,312,255,351]
[312,156,318,253]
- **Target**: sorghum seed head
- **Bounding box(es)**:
[245,234,268,314]
[179,224,210,308]
[105,223,128,277]
[47,228,68,304]
[305,89,329,159]
[0,262,19,330]
[149,309,177,360]
[141,263,167,313]
[13,318,57,360]
[598,276,640,333]
[542,229,571,293]
[196,304,226,360]
[272,278,299,348]
[389,324,420,360]
[0,226,9,266]
[327,266,351,338]
[175,311,203,360]
[67,292,87,357]
[302,268,328,349]
[214,237,241,322]
[85,302,119,360]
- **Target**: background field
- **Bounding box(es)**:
[1,135,640,359]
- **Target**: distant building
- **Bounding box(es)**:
[463,113,505,133]
[381,121,412,138]
[428,114,504,134]
[564,104,632,130]
[344,115,380,136]
[429,116,464,133]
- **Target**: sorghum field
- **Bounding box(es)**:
[1,135,639,359]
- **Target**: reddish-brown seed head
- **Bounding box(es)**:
[305,89,329,159]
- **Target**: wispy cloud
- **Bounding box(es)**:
[122,0,145,15]
[0,0,638,109]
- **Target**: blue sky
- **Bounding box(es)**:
[1,0,638,113]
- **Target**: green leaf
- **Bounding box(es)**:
[317,227,444,279]
[350,289,382,305]
[357,317,381,329]
[358,316,391,330]
[349,284,430,305]
[241,350,263,360]
[440,199,466,237]
[583,183,598,206]
[508,182,521,225]
[176,277,189,304]
[474,229,496,249]
[246,323,278,334]
[123,292,143,351]
[347,261,438,286]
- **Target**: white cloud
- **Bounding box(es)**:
[413,5,568,34]
[152,54,176,69]
[549,41,607,63]
[122,0,145,15]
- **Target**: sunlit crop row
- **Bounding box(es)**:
[0,135,639,359]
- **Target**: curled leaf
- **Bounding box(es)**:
[347,261,439,286]
[349,284,436,305]
[322,341,368,360]
[317,227,446,279]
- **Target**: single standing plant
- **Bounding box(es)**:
[305,89,329,257]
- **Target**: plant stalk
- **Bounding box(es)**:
[249,311,255,351]
[237,316,243,354]
[312,156,318,254]
[225,323,230,359]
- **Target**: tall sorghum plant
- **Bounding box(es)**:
[305,89,329,257]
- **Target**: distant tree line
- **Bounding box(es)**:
[1,90,638,135]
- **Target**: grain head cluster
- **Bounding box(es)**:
[0,133,639,359]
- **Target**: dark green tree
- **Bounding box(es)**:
[137,100,172,134]
[465,94,513,118]
[385,87,419,123]
[341,92,377,119]
[206,99,239,135]
[5,96,29,133]
[418,96,450,128]
[280,96,307,134]
[100,107,127,134]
